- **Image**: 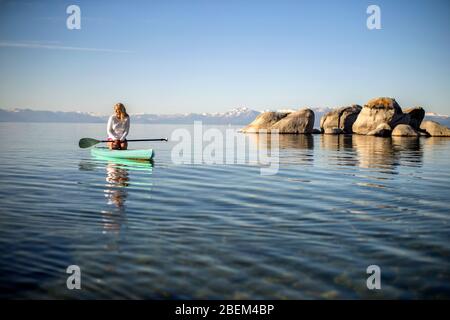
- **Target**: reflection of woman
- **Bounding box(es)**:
[107,103,130,150]
[106,164,129,188]
[103,164,129,233]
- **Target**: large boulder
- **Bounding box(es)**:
[392,124,419,137]
[420,120,450,136]
[320,105,362,134]
[404,107,425,130]
[367,123,392,137]
[352,97,410,135]
[241,111,288,133]
[271,108,315,133]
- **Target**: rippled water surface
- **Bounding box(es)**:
[0,123,449,299]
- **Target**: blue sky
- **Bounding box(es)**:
[0,0,449,115]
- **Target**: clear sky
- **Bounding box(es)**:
[0,0,449,115]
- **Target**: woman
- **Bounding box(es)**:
[107,103,130,150]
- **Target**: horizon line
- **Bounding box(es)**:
[1,107,449,118]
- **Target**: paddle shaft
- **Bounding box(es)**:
[79,137,168,148]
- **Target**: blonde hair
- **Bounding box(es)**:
[114,103,129,120]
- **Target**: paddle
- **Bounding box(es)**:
[79,137,168,148]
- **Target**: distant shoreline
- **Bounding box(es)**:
[1,107,448,127]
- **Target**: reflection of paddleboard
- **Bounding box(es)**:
[91,147,154,160]
[91,155,153,171]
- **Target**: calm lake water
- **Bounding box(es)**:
[0,122,449,299]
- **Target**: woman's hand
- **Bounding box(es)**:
[112,140,121,149]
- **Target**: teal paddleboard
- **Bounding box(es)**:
[91,155,153,171]
[91,147,154,160]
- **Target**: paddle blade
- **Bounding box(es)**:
[79,138,100,148]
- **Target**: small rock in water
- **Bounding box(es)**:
[324,127,344,135]
[392,124,419,137]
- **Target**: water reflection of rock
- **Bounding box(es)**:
[320,135,358,167]
[246,133,314,165]
[352,136,399,171]
[102,164,129,235]
[353,135,423,172]
[422,137,450,148]
[246,133,425,171]
[246,133,314,150]
[321,134,353,150]
[278,134,314,150]
[318,135,424,172]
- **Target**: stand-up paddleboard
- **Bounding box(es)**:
[91,147,154,160]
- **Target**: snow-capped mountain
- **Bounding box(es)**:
[424,112,450,127]
[1,107,448,127]
[0,107,260,125]
[0,108,107,123]
[132,107,261,124]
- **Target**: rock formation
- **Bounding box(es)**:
[240,112,288,133]
[320,105,362,134]
[271,108,315,134]
[352,97,410,135]
[241,109,314,134]
[420,120,450,136]
[240,98,450,138]
[404,107,425,130]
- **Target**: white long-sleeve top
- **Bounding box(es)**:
[107,115,130,141]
